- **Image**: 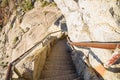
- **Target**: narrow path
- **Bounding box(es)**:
[40,39,79,80]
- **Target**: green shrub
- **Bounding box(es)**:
[19,0,34,12]
[40,0,56,7]
[41,1,50,7]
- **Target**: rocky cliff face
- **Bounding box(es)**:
[54,0,120,80]
[0,0,35,26]
[0,0,120,80]
[0,1,61,79]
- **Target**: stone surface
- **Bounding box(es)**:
[0,0,120,80]
[54,0,120,80]
[0,1,61,79]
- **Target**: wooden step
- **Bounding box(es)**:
[40,70,75,78]
[45,61,73,65]
[40,73,78,80]
[46,59,73,63]
[40,39,78,80]
[12,78,25,80]
[46,58,72,62]
[73,77,82,80]
[48,54,70,58]
[47,56,72,60]
[43,64,75,70]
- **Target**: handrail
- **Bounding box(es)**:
[67,37,120,49]
[67,37,120,67]
[5,30,62,80]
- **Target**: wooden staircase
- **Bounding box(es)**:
[40,39,79,80]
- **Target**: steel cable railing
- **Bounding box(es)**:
[5,30,63,80]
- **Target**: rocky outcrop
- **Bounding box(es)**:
[54,0,120,80]
[0,1,61,79]
[0,0,120,80]
[0,0,36,26]
[12,3,61,61]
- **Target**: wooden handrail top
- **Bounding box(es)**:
[69,41,120,49]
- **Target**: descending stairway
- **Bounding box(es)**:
[40,39,79,80]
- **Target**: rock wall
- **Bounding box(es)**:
[0,1,61,79]
[54,0,120,80]
[0,0,120,79]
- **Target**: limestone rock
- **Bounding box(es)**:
[13,4,61,60]
[0,1,61,79]
[54,0,120,80]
